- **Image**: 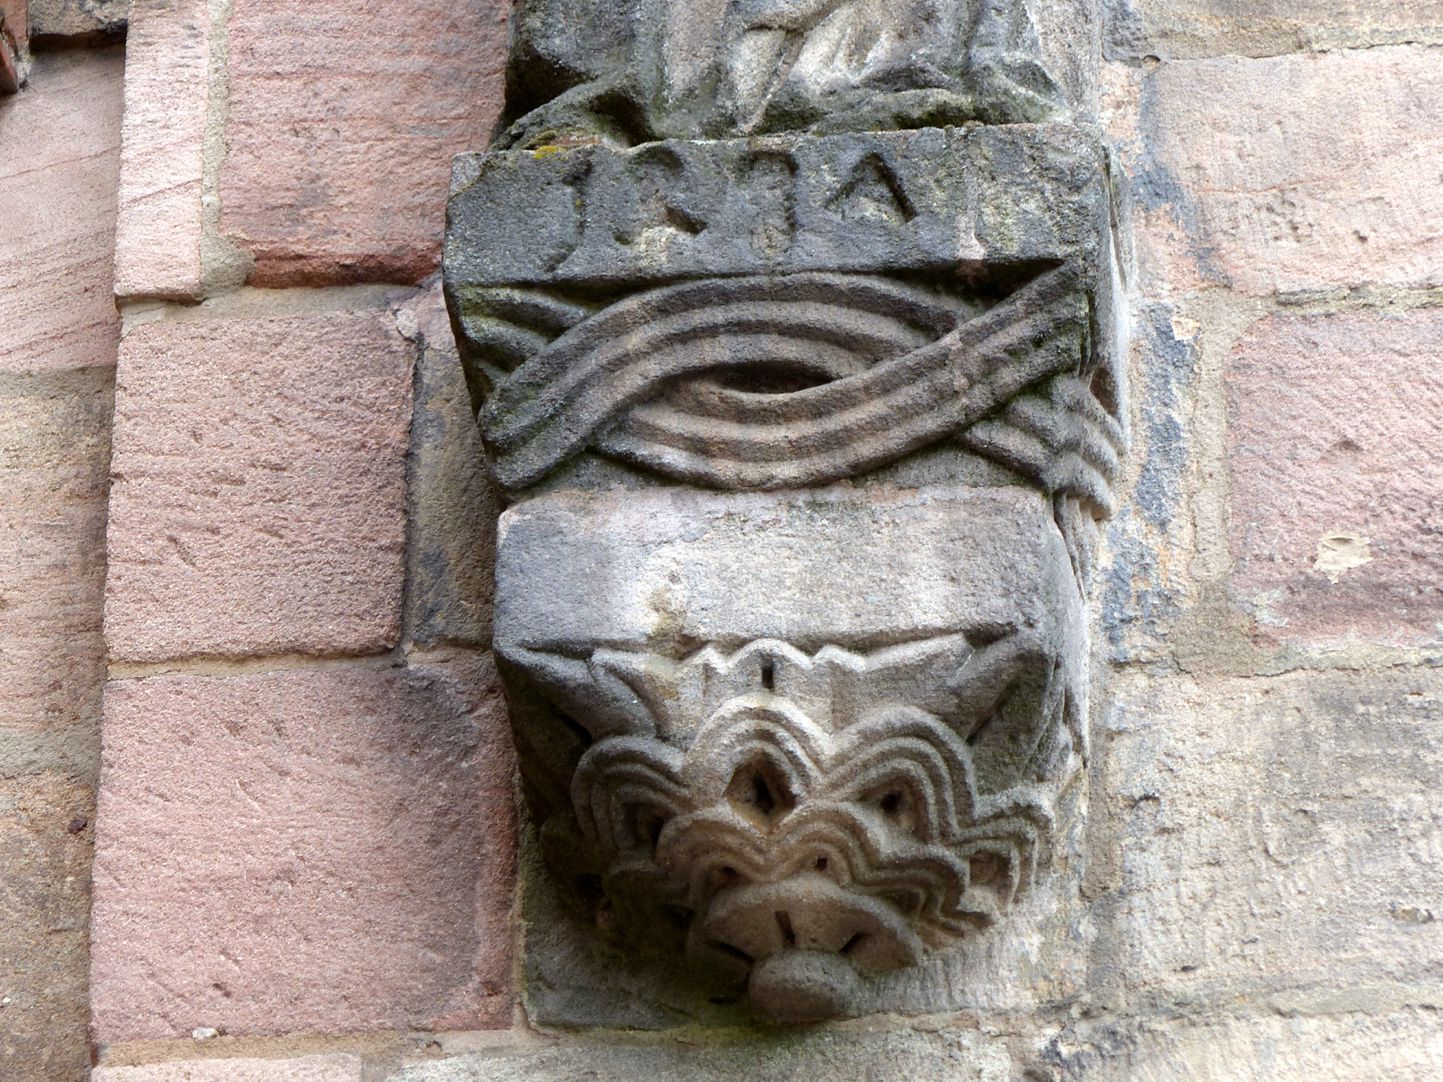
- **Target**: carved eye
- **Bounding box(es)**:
[629,806,671,853]
[660,904,695,932]
[725,759,796,827]
[866,786,919,836]
[574,873,604,911]
[968,852,1010,891]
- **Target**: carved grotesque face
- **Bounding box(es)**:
[494,482,1087,1022]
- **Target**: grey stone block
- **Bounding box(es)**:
[495,484,1078,656]
[497,0,1067,146]
[446,127,1109,290]
[496,484,1093,1025]
[387,1029,1012,1082]
[1103,0,1443,60]
[1051,1009,1443,1080]
[1100,669,1443,1005]
[406,329,498,648]
[28,0,128,40]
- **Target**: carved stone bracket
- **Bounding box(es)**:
[445,1,1125,1026]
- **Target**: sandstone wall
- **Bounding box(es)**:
[90,0,520,1062]
[0,1,1439,1079]
[1,36,123,1081]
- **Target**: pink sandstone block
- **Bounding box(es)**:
[0,46,122,373]
[0,0,25,71]
[0,773,93,1080]
[94,1055,363,1082]
[1,0,26,53]
[1227,310,1443,646]
[105,310,413,663]
[1142,47,1443,296]
[91,656,517,1041]
[219,0,510,287]
[1107,0,1443,59]
[114,0,210,301]
[0,0,24,93]
[1,35,16,98]
[0,368,112,736]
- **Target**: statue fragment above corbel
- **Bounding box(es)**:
[445,0,1127,1026]
[499,0,1067,148]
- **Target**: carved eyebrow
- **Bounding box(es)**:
[733,0,853,31]
[941,633,1051,736]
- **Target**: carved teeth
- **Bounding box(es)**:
[700,877,925,974]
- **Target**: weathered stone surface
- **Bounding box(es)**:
[395,283,496,647]
[0,773,93,1082]
[523,813,1087,1028]
[1138,48,1443,296]
[387,1029,1010,1082]
[27,0,127,39]
[1105,0,1443,59]
[1227,311,1443,646]
[1102,670,1443,1004]
[105,310,413,663]
[446,127,1122,506]
[1101,303,1199,662]
[0,367,112,740]
[0,34,18,96]
[0,46,123,373]
[0,51,114,1080]
[1054,1010,1443,1081]
[114,0,209,301]
[496,485,1080,653]
[91,657,516,1041]
[94,1055,364,1082]
[448,127,1109,290]
[219,0,509,286]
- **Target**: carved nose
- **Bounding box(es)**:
[694,876,924,1023]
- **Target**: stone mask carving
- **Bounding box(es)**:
[445,0,1124,1025]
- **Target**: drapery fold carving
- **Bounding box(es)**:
[498,0,1066,148]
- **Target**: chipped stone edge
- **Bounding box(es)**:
[199,0,253,294]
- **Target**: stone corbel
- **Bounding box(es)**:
[446,0,1125,1026]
